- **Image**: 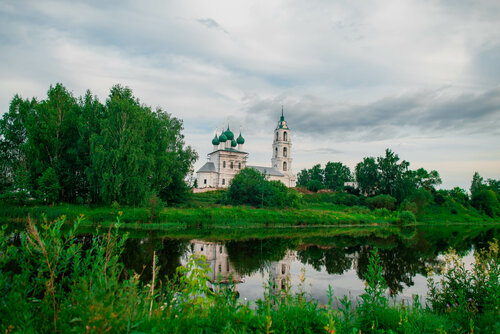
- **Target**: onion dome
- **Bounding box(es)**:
[224,125,234,140]
[231,139,237,147]
[211,133,219,145]
[237,133,245,144]
[218,131,227,142]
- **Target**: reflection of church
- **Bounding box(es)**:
[191,240,242,285]
[269,250,296,296]
[196,107,297,189]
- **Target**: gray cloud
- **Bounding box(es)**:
[244,87,500,141]
[197,18,228,34]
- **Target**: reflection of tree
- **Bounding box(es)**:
[356,242,435,296]
[296,246,355,274]
[226,238,299,276]
[121,236,189,283]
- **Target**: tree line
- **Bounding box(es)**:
[0,84,197,206]
[297,149,500,217]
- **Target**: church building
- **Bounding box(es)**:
[196,107,297,189]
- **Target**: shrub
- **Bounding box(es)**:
[407,188,433,213]
[373,208,390,217]
[471,189,499,217]
[400,199,418,215]
[398,210,416,225]
[37,167,60,204]
[427,241,500,332]
[227,168,300,208]
[306,180,323,192]
[366,194,396,211]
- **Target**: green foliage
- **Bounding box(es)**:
[471,189,500,217]
[227,167,300,208]
[298,162,351,191]
[358,248,388,330]
[470,171,484,197]
[366,194,396,211]
[324,161,352,191]
[355,157,379,196]
[306,179,323,192]
[427,241,500,332]
[0,84,197,206]
[407,188,433,214]
[37,167,61,203]
[399,210,416,225]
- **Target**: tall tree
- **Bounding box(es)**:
[355,157,378,196]
[324,161,352,191]
[89,85,197,205]
[377,149,411,201]
[0,95,32,191]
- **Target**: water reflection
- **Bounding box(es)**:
[113,225,499,302]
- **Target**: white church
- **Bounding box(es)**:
[196,107,297,189]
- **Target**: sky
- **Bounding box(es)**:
[1,0,499,190]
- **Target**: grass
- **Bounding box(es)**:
[0,190,497,229]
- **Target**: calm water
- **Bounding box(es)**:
[116,224,499,304]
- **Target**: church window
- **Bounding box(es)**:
[204,179,207,184]
[222,179,225,185]
[283,131,288,141]
[218,264,221,272]
[283,161,287,171]
[281,279,286,290]
[275,147,278,157]
[238,162,241,169]
[275,132,278,141]
[201,246,204,252]
[283,147,287,157]
[282,264,286,275]
[230,162,233,169]
[220,246,223,254]
[227,260,229,271]
[223,161,226,168]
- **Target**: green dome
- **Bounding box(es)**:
[212,134,219,145]
[225,126,234,140]
[219,132,227,142]
[231,139,237,147]
[237,133,245,144]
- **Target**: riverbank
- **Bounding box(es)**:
[0,196,496,228]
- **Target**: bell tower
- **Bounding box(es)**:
[271,106,293,176]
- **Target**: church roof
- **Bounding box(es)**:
[210,148,247,154]
[247,165,284,177]
[197,162,216,173]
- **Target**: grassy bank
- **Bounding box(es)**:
[1,190,497,228]
[1,217,498,333]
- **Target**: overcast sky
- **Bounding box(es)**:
[1,0,499,190]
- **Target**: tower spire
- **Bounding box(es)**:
[280,105,285,122]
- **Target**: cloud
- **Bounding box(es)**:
[243,86,500,141]
[197,18,228,34]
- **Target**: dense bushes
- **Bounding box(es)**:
[366,194,396,211]
[227,168,301,208]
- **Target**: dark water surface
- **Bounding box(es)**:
[114,223,499,304]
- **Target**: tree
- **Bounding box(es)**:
[355,157,378,196]
[37,167,60,204]
[413,168,442,191]
[471,189,499,217]
[377,149,410,200]
[470,172,484,197]
[227,167,300,207]
[0,95,32,192]
[89,85,197,205]
[324,161,352,191]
